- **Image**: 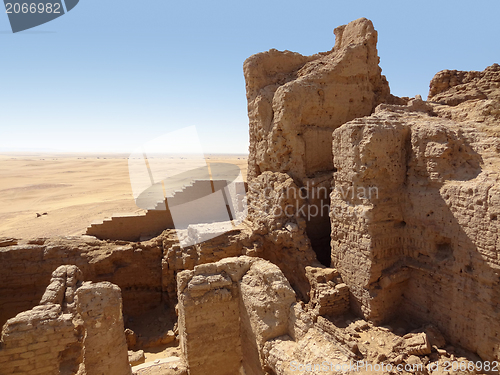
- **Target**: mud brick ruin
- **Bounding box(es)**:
[1,17,500,374]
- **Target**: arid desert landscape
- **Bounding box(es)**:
[0,154,248,239]
[1,17,500,375]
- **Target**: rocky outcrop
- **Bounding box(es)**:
[244,17,395,264]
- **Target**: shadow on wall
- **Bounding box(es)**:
[398,121,487,345]
[401,168,500,361]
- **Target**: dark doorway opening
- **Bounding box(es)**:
[306,214,332,267]
[310,235,332,267]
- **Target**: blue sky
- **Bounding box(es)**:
[0,0,499,154]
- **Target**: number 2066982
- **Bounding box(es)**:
[5,3,61,14]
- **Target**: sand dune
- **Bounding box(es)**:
[0,153,248,239]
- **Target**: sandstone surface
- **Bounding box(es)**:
[244,17,400,265]
[0,266,131,375]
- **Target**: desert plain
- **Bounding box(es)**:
[0,153,248,239]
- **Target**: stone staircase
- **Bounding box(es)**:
[86,179,237,242]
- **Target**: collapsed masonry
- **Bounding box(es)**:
[1,17,500,375]
[0,265,131,375]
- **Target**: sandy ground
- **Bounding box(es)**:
[0,153,248,239]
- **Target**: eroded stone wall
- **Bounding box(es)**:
[0,266,131,375]
[330,113,409,321]
[330,96,500,360]
[245,171,319,299]
[244,17,395,264]
[76,281,131,375]
[0,237,164,328]
[0,304,82,375]
[177,257,296,375]
[86,179,247,242]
